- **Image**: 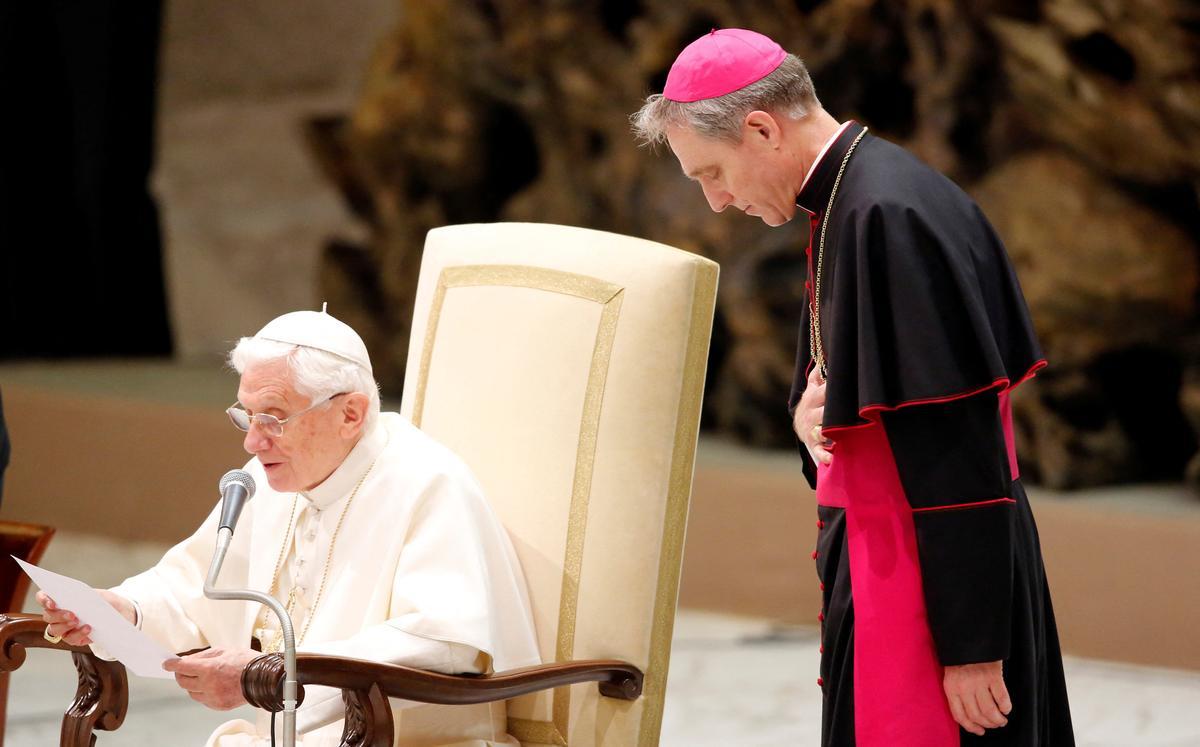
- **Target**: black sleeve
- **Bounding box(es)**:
[788,299,818,490]
[796,434,817,490]
[787,380,818,490]
[880,389,1014,666]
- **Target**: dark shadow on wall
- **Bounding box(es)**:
[0,0,172,358]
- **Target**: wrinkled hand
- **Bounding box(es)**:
[163,647,261,710]
[944,660,1011,736]
[793,366,832,465]
[37,590,136,647]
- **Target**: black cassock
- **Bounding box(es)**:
[787,122,1075,746]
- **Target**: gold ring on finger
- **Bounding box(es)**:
[43,625,63,644]
[810,425,822,443]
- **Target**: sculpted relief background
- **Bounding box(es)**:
[304,1,1199,489]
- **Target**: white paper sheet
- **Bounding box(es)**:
[14,557,175,679]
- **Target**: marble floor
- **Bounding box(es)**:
[5,533,1200,746]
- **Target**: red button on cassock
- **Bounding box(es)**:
[818,520,825,529]
[818,612,825,622]
[817,677,825,687]
[811,550,819,559]
[820,582,825,591]
[820,645,825,654]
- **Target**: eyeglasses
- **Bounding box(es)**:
[226,393,348,438]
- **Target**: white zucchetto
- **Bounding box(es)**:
[253,308,372,373]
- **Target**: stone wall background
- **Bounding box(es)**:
[160,1,1200,489]
[156,0,397,360]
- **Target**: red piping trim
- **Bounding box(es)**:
[911,497,1016,514]
[821,359,1047,436]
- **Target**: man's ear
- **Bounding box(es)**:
[743,110,782,148]
[340,393,370,437]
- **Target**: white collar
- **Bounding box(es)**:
[298,422,387,510]
[798,120,853,196]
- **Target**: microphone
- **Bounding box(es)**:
[217,469,256,533]
[204,468,298,746]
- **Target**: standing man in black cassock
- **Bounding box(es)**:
[632,28,1074,746]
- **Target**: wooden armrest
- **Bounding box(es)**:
[243,652,643,712]
[0,612,95,662]
[0,612,130,745]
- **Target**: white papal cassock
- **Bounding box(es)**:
[107,412,541,746]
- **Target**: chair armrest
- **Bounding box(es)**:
[0,612,130,746]
[0,611,96,662]
[243,652,643,711]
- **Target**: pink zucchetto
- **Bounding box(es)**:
[663,28,788,103]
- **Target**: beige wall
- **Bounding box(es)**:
[680,443,1200,671]
[1,384,245,541]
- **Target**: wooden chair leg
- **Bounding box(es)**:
[58,652,129,747]
[0,670,8,747]
[339,683,393,747]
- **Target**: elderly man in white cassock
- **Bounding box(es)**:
[37,309,541,746]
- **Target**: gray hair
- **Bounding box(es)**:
[631,54,821,147]
[228,337,382,429]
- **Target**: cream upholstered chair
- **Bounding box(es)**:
[0,222,718,747]
[395,222,718,745]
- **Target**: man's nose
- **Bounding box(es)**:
[701,183,731,213]
[243,422,271,455]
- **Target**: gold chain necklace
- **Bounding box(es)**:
[254,455,380,653]
[809,126,869,381]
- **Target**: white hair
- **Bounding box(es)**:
[228,337,382,429]
[630,54,821,147]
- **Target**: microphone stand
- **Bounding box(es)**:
[204,526,298,747]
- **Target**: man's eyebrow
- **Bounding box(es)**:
[684,165,716,179]
[236,397,285,416]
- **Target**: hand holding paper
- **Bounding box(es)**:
[16,557,174,679]
[39,587,136,646]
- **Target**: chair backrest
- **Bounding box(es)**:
[0,520,54,613]
[399,223,717,747]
